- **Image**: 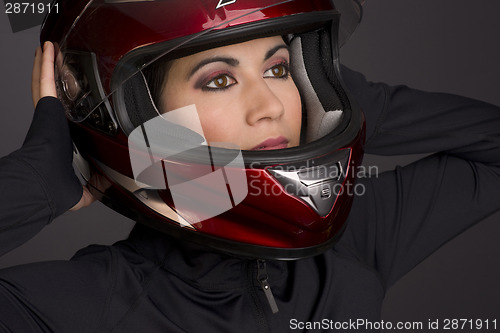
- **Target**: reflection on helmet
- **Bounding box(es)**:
[42,0,365,260]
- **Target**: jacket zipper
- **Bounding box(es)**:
[257,259,279,314]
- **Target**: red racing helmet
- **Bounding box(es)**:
[41,0,365,260]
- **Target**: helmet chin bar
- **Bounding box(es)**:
[93,160,196,230]
[267,148,351,217]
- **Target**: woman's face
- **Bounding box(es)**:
[160,36,302,150]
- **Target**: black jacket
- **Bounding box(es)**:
[0,67,499,332]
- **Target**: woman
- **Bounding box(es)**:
[1,0,499,331]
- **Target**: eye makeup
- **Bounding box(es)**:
[190,43,291,92]
[195,69,236,91]
[201,73,237,91]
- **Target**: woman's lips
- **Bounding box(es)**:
[251,137,289,151]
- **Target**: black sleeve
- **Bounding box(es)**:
[0,97,82,256]
[0,245,113,332]
[340,66,500,288]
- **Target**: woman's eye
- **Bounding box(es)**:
[205,74,236,90]
[264,63,289,78]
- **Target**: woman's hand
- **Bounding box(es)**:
[32,42,57,106]
[32,42,96,211]
[69,185,96,211]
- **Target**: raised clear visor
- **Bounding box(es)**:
[335,0,363,46]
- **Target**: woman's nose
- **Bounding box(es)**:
[244,79,285,125]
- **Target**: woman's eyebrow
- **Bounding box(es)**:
[187,57,239,79]
[264,44,289,61]
[186,44,289,80]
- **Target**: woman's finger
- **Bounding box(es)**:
[39,41,57,100]
[69,186,96,211]
[31,46,42,107]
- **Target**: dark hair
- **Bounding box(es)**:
[142,56,172,111]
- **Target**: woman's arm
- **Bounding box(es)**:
[0,43,92,256]
[340,66,500,288]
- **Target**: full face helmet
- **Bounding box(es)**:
[41,0,365,260]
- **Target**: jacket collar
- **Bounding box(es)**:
[126,225,288,289]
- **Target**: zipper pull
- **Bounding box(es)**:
[257,260,279,314]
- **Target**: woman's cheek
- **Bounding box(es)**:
[286,85,303,146]
[197,106,229,142]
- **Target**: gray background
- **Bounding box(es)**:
[1,0,499,328]
[3,0,50,32]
